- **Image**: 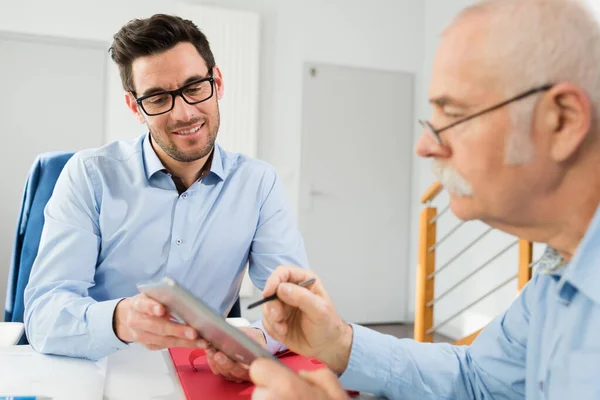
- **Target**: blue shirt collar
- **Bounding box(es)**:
[561,204,600,305]
[142,133,225,181]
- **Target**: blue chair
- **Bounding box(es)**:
[5,152,240,345]
[5,152,75,336]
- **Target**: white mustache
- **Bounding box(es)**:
[432,161,473,196]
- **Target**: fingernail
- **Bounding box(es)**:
[197,340,206,348]
[284,283,293,294]
[252,387,269,400]
[269,307,279,320]
[186,329,195,339]
[153,305,161,315]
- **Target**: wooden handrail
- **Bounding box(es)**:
[414,207,437,342]
[416,180,533,346]
[421,181,443,204]
[518,239,533,291]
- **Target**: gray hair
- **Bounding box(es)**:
[450,0,600,163]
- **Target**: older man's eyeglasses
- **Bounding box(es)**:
[419,83,554,144]
[133,71,215,116]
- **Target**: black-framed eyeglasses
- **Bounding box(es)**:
[419,83,554,144]
[133,71,215,116]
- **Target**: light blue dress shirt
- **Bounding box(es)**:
[24,134,308,360]
[340,206,600,400]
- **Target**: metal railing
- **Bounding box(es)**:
[414,181,533,344]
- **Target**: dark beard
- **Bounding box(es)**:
[150,109,220,163]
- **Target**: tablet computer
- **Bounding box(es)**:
[137,276,277,365]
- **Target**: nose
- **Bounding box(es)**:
[170,94,196,121]
[415,130,451,159]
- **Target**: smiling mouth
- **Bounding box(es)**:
[173,122,204,135]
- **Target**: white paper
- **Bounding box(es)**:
[0,345,106,400]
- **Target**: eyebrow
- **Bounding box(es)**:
[429,95,468,108]
[140,74,209,97]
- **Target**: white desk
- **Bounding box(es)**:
[1,344,380,399]
[104,343,186,400]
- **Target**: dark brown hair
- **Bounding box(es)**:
[109,14,216,93]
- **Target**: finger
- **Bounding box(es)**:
[226,362,251,382]
[132,294,166,317]
[205,348,224,376]
[252,388,271,400]
[239,327,267,348]
[250,358,299,389]
[299,369,348,400]
[275,283,332,324]
[260,299,287,324]
[263,266,318,297]
[260,309,289,342]
[128,313,198,340]
[206,350,250,382]
[133,330,203,349]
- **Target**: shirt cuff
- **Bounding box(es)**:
[339,323,392,394]
[86,298,130,358]
[250,318,285,354]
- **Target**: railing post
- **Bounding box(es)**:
[518,239,532,291]
[415,206,437,342]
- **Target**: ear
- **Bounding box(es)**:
[536,83,592,162]
[212,65,225,100]
[125,92,146,124]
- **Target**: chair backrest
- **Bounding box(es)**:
[4,152,241,341]
[5,152,74,330]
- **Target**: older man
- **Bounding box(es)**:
[248,0,600,399]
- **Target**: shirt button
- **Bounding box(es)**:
[182,193,188,199]
[539,381,544,391]
[176,239,182,245]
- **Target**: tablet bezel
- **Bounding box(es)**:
[137,276,276,365]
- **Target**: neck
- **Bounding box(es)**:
[490,177,600,262]
[152,143,213,188]
[164,154,211,188]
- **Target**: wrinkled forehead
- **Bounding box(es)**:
[429,15,506,106]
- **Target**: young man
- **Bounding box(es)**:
[24,14,308,382]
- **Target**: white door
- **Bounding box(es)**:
[299,63,414,324]
[0,33,106,315]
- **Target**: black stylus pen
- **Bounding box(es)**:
[246,278,316,309]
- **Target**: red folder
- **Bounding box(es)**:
[169,347,358,399]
